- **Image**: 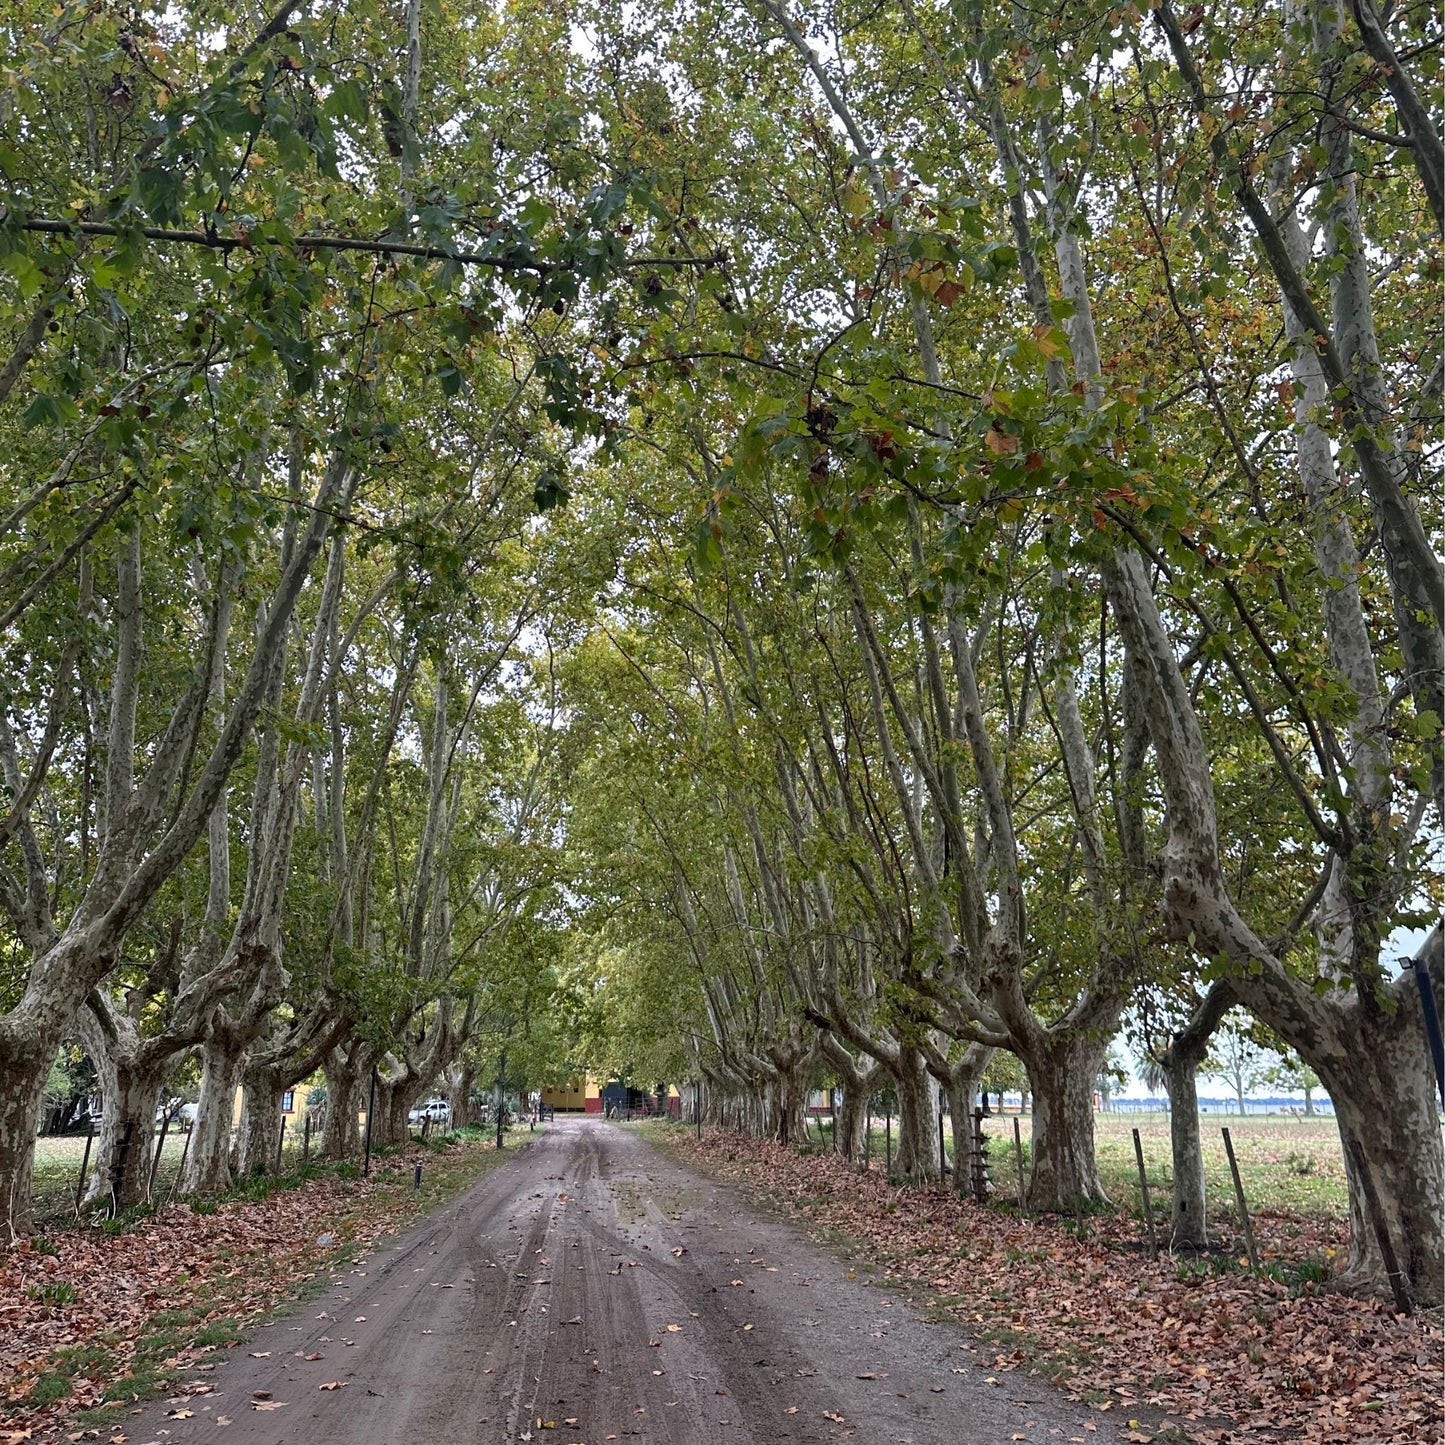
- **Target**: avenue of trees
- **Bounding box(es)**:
[0,0,1439,1309]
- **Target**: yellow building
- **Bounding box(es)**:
[229,1081,319,1128]
[540,1078,600,1113]
[540,1078,684,1116]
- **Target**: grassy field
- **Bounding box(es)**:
[840,1109,1351,1216]
[29,1123,431,1224]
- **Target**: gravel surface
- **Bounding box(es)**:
[114,1116,1125,1444]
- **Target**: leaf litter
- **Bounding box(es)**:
[0,1135,508,1438]
[661,1129,1441,1445]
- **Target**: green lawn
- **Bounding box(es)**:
[31,1123,396,1223]
[844,1109,1351,1216]
[31,1132,196,1223]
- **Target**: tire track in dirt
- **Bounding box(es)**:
[105,1118,1126,1445]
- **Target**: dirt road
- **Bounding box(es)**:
[115,1118,1123,1444]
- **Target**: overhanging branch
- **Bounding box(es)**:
[11,216,725,275]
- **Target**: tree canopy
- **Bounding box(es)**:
[0,0,1439,1304]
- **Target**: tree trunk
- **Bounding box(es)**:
[834,1084,870,1162]
[84,1046,167,1211]
[1020,1033,1109,1210]
[235,1062,285,1178]
[445,1063,474,1127]
[943,1050,990,1198]
[370,1067,426,1148]
[185,1039,244,1194]
[1163,1050,1209,1248]
[386,1080,423,1145]
[815,1032,884,1163]
[0,1039,49,1238]
[771,1064,809,1148]
[892,1047,939,1181]
[323,1046,364,1161]
[1311,1005,1443,1304]
[369,1072,400,1147]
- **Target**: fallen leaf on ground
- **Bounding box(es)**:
[656,1128,1443,1445]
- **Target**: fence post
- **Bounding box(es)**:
[363,1068,377,1177]
[1012,1117,1026,1214]
[970,1108,990,1204]
[149,1112,172,1196]
[1345,1138,1413,1316]
[166,1122,193,1207]
[302,1112,311,1164]
[276,1117,287,1174]
[1410,951,1445,1109]
[74,1117,95,1216]
[938,1113,947,1177]
[1220,1127,1259,1270]
[885,1108,891,1175]
[1132,1128,1157,1260]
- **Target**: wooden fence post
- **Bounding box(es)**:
[1345,1138,1413,1316]
[1220,1127,1259,1270]
[74,1117,95,1216]
[149,1112,172,1195]
[1012,1117,1026,1214]
[1132,1128,1157,1260]
[166,1122,193,1207]
[970,1109,990,1204]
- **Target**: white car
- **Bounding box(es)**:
[408,1098,451,1125]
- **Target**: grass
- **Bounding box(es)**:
[29,1118,515,1226]
[849,1109,1351,1216]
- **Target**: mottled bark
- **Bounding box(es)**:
[940,1046,991,1197]
[77,1031,168,1211]
[1234,949,1444,1303]
[1150,988,1231,1248]
[186,1037,244,1195]
[892,1047,940,1182]
[236,1061,285,1178]
[818,1030,885,1163]
[1018,1032,1110,1210]
[445,1063,475,1127]
[1163,1054,1208,1248]
[323,1042,365,1161]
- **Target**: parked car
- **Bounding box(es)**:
[408,1098,451,1126]
[154,1099,198,1126]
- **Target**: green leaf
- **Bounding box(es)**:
[533,466,570,511]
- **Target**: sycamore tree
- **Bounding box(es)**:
[0,0,709,1234]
